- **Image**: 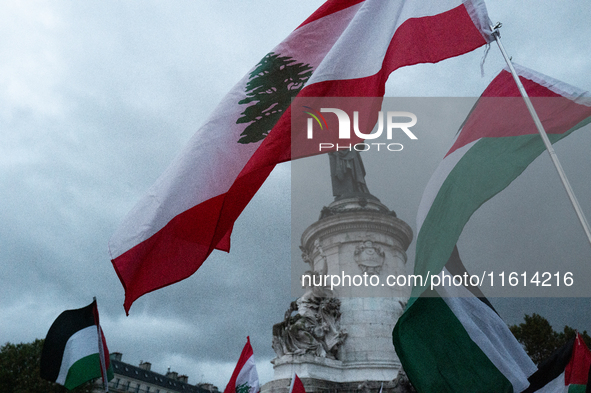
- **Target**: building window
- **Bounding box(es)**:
[135,384,141,393]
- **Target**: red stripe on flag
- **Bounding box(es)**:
[481,70,561,98]
[216,226,233,253]
[224,337,255,393]
[289,373,306,393]
[382,3,487,73]
[90,300,110,369]
[296,4,488,98]
[296,0,365,29]
[565,334,591,386]
[113,194,226,313]
[446,70,591,157]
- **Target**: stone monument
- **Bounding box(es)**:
[261,152,414,393]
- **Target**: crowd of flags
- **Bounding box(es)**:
[38,317,591,392]
[33,0,591,392]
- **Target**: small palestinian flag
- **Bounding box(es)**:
[524,333,591,392]
[224,337,259,393]
[40,300,113,390]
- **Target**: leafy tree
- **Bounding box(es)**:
[510,313,591,365]
[236,52,312,144]
[0,339,94,393]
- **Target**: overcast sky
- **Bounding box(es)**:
[1,0,590,389]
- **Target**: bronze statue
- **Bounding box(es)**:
[328,150,370,199]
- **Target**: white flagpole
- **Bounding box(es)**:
[94,297,110,392]
[490,23,591,247]
[289,371,296,393]
[97,324,109,392]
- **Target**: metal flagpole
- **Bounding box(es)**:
[490,23,591,247]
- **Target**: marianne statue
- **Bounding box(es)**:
[328,150,370,199]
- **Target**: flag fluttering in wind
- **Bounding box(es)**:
[224,337,259,393]
[394,64,591,393]
[289,373,306,393]
[393,247,536,392]
[109,0,493,313]
[40,300,113,390]
[410,63,591,300]
[524,334,591,392]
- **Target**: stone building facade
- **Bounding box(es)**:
[93,352,219,393]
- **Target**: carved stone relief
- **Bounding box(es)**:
[354,238,385,275]
[272,278,347,360]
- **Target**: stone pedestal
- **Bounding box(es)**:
[263,195,413,393]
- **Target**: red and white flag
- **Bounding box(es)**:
[289,373,306,393]
[224,337,259,393]
[109,0,493,313]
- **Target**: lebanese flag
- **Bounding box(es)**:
[40,300,114,390]
[289,373,306,393]
[109,0,493,313]
[411,63,591,300]
[524,334,591,392]
[223,337,259,393]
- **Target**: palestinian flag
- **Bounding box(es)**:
[393,65,591,392]
[411,63,591,299]
[393,247,536,392]
[40,300,113,390]
[109,0,494,313]
[524,334,591,392]
[224,337,259,393]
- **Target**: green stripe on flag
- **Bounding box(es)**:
[63,353,102,390]
[393,294,513,392]
[412,116,591,300]
[568,385,587,393]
